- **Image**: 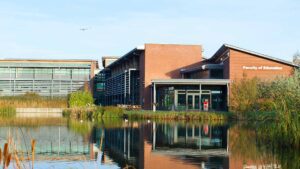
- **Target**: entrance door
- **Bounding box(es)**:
[187,94,200,110]
[187,95,194,109]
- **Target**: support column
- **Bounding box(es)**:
[199,84,202,110]
[174,90,178,110]
[153,83,156,112]
[124,70,127,104]
[227,83,230,110]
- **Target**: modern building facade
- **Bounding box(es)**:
[94,57,119,105]
[98,43,299,111]
[0,59,98,97]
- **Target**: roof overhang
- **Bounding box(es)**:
[105,45,145,69]
[151,79,230,85]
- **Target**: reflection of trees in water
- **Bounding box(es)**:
[229,123,300,169]
[255,121,300,169]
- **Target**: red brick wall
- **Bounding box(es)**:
[142,44,202,109]
[229,49,294,81]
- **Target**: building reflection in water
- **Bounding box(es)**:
[0,122,286,169]
[0,126,91,160]
[91,122,230,169]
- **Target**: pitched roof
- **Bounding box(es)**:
[211,44,299,67]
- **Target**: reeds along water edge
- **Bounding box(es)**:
[0,138,36,169]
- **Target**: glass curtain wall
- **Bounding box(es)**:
[156,85,227,111]
[0,65,91,97]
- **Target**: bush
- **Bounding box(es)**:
[230,76,259,118]
[102,106,124,118]
[68,91,94,108]
[230,69,300,148]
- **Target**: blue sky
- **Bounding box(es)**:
[0,0,299,63]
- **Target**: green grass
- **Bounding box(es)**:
[63,106,230,122]
[125,110,229,121]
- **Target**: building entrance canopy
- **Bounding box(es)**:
[151,79,230,112]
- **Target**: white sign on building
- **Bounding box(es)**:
[242,66,283,70]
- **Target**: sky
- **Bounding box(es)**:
[0,0,299,64]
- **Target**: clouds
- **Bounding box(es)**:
[0,0,299,61]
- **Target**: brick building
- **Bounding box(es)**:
[99,43,298,111]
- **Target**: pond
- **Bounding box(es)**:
[0,118,298,169]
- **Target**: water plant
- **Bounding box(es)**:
[0,92,67,108]
[230,69,300,148]
[125,110,228,121]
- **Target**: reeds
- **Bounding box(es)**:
[125,110,228,121]
[0,139,36,169]
[31,140,35,169]
[0,143,12,169]
[64,105,228,122]
[0,92,68,108]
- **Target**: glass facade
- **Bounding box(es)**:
[0,62,92,97]
[156,85,227,111]
[103,70,140,106]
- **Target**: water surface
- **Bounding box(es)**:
[0,118,298,169]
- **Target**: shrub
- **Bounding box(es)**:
[230,76,260,118]
[102,106,124,118]
[68,91,94,108]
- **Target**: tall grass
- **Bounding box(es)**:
[257,70,300,148]
[125,110,228,121]
[230,69,300,148]
[0,92,67,108]
[64,105,228,122]
[63,106,124,120]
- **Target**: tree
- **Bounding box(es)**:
[293,51,300,66]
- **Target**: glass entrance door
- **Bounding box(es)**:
[187,95,193,109]
[187,94,200,110]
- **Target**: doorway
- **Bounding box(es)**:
[175,90,212,111]
[187,94,200,110]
